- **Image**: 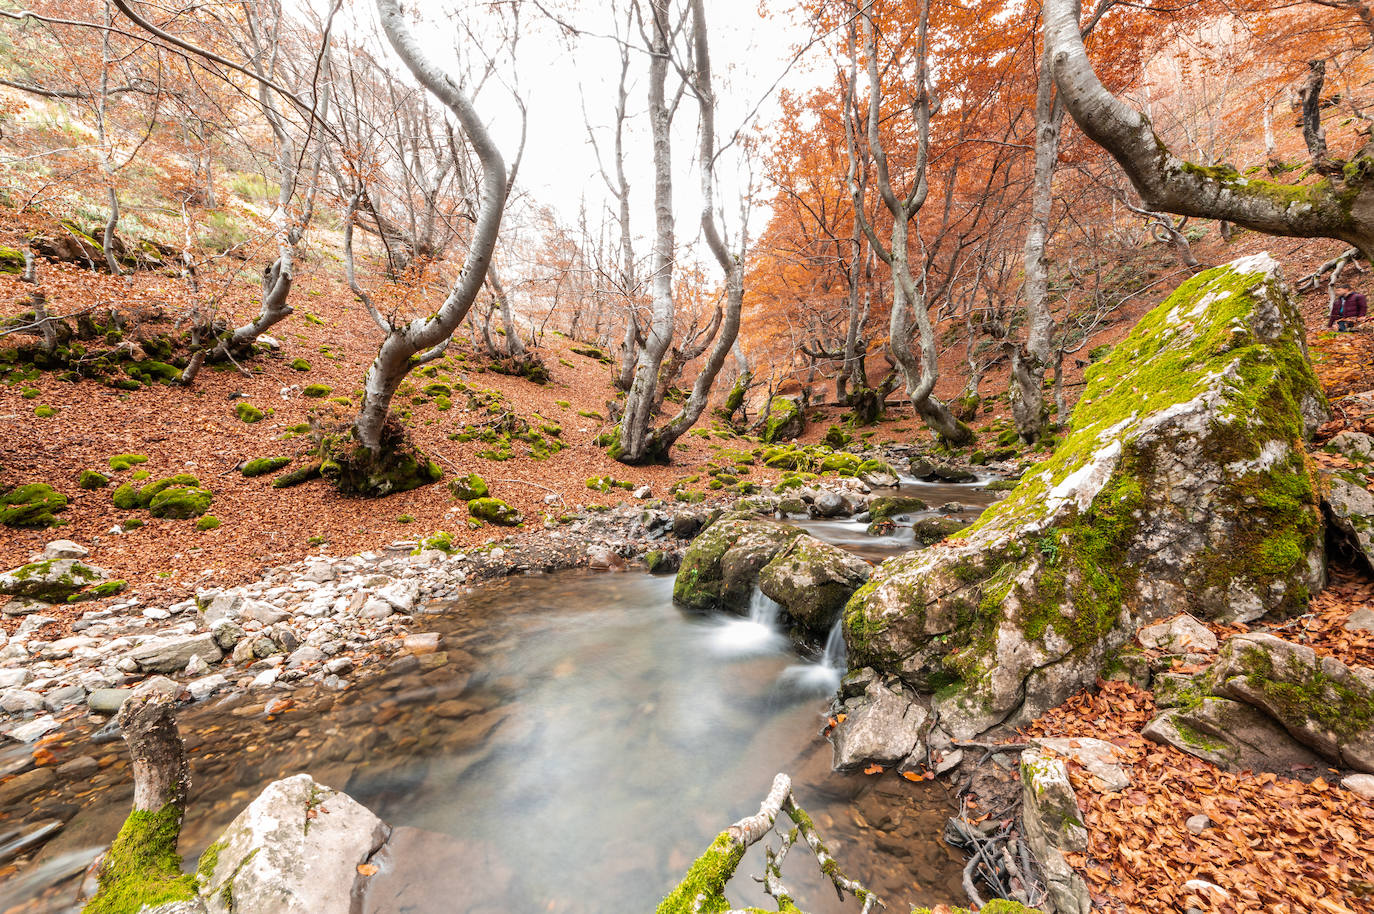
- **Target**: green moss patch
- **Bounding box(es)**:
[109,454,148,471]
[241,457,291,477]
[196,515,221,531]
[234,402,264,423]
[79,469,110,489]
[467,497,522,526]
[1,483,68,527]
[84,802,196,914]
[303,383,332,397]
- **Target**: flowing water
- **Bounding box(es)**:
[0,478,1004,914]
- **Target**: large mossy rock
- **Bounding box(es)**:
[0,558,107,602]
[757,534,872,638]
[844,254,1328,739]
[760,396,804,443]
[673,513,801,612]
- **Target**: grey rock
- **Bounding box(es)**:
[199,773,390,914]
[1185,813,1211,835]
[1341,772,1374,800]
[813,491,848,518]
[1321,469,1374,569]
[87,688,135,714]
[829,679,928,770]
[1210,632,1374,772]
[0,668,29,689]
[0,559,108,602]
[202,589,245,625]
[42,684,86,712]
[286,646,325,669]
[212,619,245,650]
[2,598,46,617]
[127,633,223,674]
[43,540,89,560]
[4,715,59,742]
[757,535,872,638]
[1136,613,1218,653]
[184,655,210,677]
[1034,736,1131,792]
[0,689,44,714]
[187,674,228,702]
[242,600,289,625]
[0,766,54,806]
[1345,607,1374,633]
[1020,747,1092,914]
[231,639,256,665]
[1329,430,1374,462]
[325,657,355,676]
[1143,697,1323,773]
[272,627,301,653]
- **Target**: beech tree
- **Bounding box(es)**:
[1044,0,1374,257]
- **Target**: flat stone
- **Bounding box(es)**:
[42,684,86,712]
[187,674,228,702]
[0,668,29,689]
[403,633,441,655]
[127,632,223,674]
[0,559,108,602]
[1185,813,1212,834]
[1345,608,1374,633]
[4,715,59,742]
[1143,697,1324,773]
[2,598,45,617]
[286,646,325,670]
[1,689,44,714]
[1034,736,1131,792]
[56,756,99,780]
[0,766,54,805]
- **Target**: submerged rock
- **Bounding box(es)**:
[843,254,1328,738]
[757,534,872,638]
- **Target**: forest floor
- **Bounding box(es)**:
[4,220,1374,912]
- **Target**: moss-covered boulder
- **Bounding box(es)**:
[115,474,201,511]
[80,469,110,489]
[867,496,928,523]
[272,462,322,489]
[0,558,107,601]
[760,396,804,443]
[234,402,264,423]
[673,513,802,612]
[844,255,1328,739]
[856,458,899,487]
[109,454,148,472]
[757,534,873,638]
[467,497,522,526]
[241,457,291,478]
[149,486,212,519]
[448,473,489,500]
[912,515,964,545]
[0,483,69,527]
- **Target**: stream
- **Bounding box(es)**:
[0,476,1001,914]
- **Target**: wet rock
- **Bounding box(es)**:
[908,458,936,479]
[910,516,962,546]
[56,755,99,780]
[1136,613,1218,653]
[1019,747,1091,914]
[0,766,55,806]
[199,773,390,914]
[931,464,976,483]
[403,633,441,655]
[867,496,928,523]
[1209,632,1374,771]
[4,714,59,742]
[857,461,899,488]
[829,678,928,770]
[364,827,515,914]
[813,491,848,518]
[0,689,43,714]
[188,674,228,701]
[128,632,223,674]
[42,683,86,712]
[846,255,1327,740]
[757,535,872,638]
[671,512,704,539]
[1143,697,1323,773]
[588,545,627,570]
[673,514,802,612]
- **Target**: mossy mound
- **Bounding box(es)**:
[67,580,127,602]
[123,360,181,385]
[109,454,148,471]
[34,404,56,418]
[289,358,311,371]
[79,469,110,489]
[0,483,69,527]
[148,486,212,519]
[241,457,291,478]
[844,254,1329,740]
[868,496,929,522]
[760,395,804,443]
[195,515,221,531]
[448,473,489,500]
[467,497,522,526]
[318,417,443,497]
[303,383,332,397]
[234,402,264,423]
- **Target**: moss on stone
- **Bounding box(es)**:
[234,401,265,423]
[868,496,928,522]
[195,515,221,531]
[448,473,489,500]
[80,469,110,489]
[467,497,522,526]
[303,383,332,397]
[761,396,803,443]
[123,361,180,385]
[0,483,69,527]
[272,462,322,488]
[149,486,212,519]
[67,580,127,602]
[413,531,456,554]
[318,418,443,497]
[241,457,291,478]
[108,454,148,471]
[289,358,311,371]
[33,404,56,418]
[1238,644,1374,740]
[83,802,196,914]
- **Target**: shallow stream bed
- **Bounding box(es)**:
[0,478,1002,914]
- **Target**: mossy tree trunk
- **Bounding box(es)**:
[84,683,197,914]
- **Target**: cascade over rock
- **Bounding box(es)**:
[843,254,1328,739]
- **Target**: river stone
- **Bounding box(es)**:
[673,514,802,612]
[199,773,390,914]
[88,688,134,714]
[0,766,55,806]
[0,559,107,602]
[1321,469,1374,569]
[844,254,1328,739]
[1142,697,1323,773]
[829,677,928,770]
[0,689,43,714]
[1209,632,1374,771]
[757,535,872,638]
[1020,748,1091,914]
[812,491,848,518]
[127,632,223,674]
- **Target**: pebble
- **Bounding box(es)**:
[1341,773,1374,800]
[403,633,441,655]
[1185,813,1211,835]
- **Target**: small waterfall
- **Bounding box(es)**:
[747,588,781,628]
[708,589,786,656]
[819,616,847,672]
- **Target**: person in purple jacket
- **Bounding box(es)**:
[1329,282,1368,331]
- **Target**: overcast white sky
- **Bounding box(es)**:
[390,0,824,264]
